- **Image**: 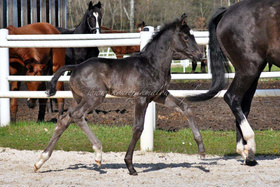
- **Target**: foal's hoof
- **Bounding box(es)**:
[129,170,138,176]
[34,164,39,172]
[244,159,258,166]
[95,160,102,168]
[199,152,206,159]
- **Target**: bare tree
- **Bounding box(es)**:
[66,0,242,31]
[123,0,135,32]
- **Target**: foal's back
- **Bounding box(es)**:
[69,56,167,98]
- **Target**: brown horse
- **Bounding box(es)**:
[8,22,65,123]
[100,21,146,58]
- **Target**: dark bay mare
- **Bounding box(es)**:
[34,15,205,175]
[188,0,280,165]
[8,22,65,123]
[48,1,102,115]
[56,1,102,65]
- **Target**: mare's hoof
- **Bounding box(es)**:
[244,159,258,166]
[95,160,102,168]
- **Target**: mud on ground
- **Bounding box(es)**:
[15,79,280,131]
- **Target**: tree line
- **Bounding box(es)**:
[67,0,241,32]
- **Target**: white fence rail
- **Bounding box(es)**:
[0,29,279,152]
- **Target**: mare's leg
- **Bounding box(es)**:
[224,70,262,165]
[70,96,104,167]
[201,59,206,73]
[154,92,205,156]
[235,77,259,166]
[37,99,47,122]
[37,83,47,122]
[191,61,197,73]
[124,97,149,175]
[34,100,77,171]
[268,62,272,72]
[10,81,21,123]
[52,48,66,116]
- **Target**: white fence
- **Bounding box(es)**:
[1,29,280,151]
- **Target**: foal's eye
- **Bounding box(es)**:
[184,36,189,40]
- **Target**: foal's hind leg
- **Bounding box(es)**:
[34,104,74,171]
[70,96,104,167]
[154,92,205,156]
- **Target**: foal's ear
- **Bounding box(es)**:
[180,13,188,26]
[96,1,102,9]
[88,1,93,10]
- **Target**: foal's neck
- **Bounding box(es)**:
[143,29,174,73]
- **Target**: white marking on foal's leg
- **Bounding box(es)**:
[34,152,50,172]
[240,117,256,161]
[93,145,102,167]
[93,12,100,34]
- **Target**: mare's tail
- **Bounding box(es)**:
[47,65,77,97]
[187,7,231,101]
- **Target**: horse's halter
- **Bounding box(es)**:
[87,12,100,34]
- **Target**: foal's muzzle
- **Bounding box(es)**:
[192,52,204,63]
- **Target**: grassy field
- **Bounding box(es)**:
[0,122,279,156]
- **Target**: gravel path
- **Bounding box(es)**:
[1,147,280,186]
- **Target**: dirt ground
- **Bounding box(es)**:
[15,79,280,131]
[3,80,280,186]
[1,147,280,186]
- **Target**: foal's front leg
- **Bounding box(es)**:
[124,97,149,175]
[154,92,205,156]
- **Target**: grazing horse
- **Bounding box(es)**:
[188,0,280,165]
[8,22,65,123]
[100,21,146,58]
[34,14,205,175]
[56,1,102,65]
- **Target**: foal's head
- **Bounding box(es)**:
[86,1,102,34]
[172,14,202,61]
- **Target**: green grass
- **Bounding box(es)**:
[1,122,280,156]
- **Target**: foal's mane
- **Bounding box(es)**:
[141,19,180,52]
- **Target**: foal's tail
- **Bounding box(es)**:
[47,65,77,97]
[187,7,231,102]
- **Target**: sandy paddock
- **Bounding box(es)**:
[1,147,280,186]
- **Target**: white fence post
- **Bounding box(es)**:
[0,29,10,127]
[139,27,156,151]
